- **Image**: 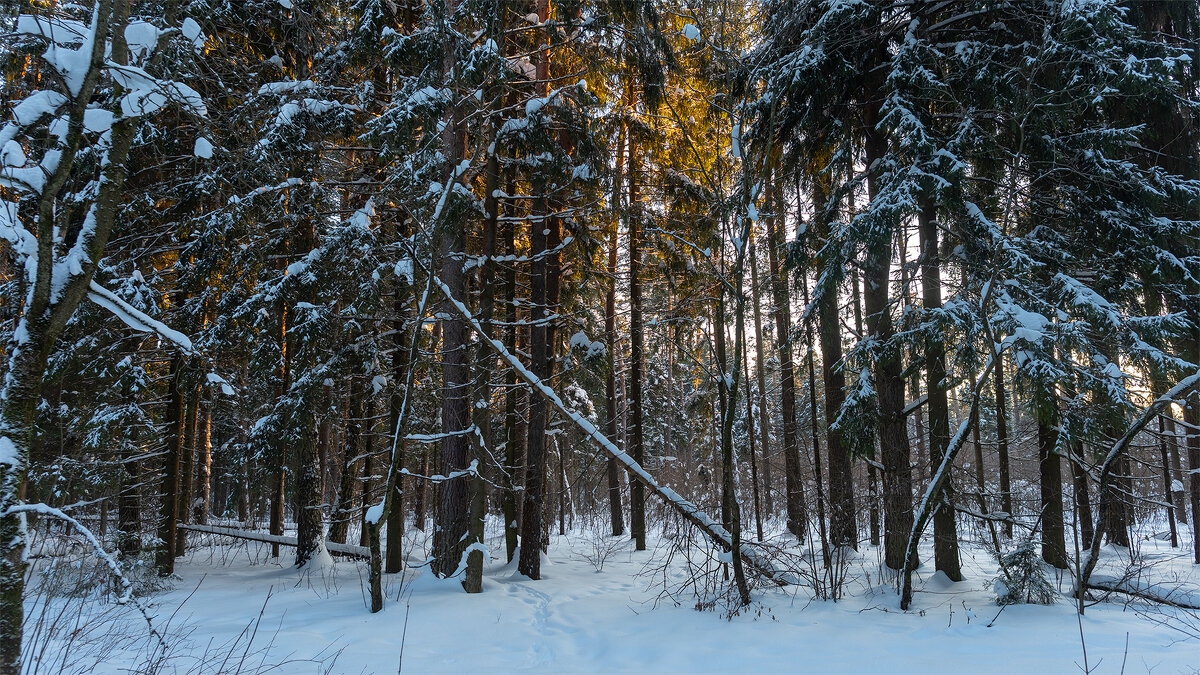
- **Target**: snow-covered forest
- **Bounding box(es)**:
[0,0,1198,672]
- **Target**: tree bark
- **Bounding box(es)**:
[431,117,471,582]
[118,365,143,558]
[917,198,962,580]
[716,265,751,605]
[764,176,806,538]
[502,176,522,560]
[862,83,914,573]
[740,305,765,542]
[294,213,325,568]
[812,180,853,547]
[605,113,627,538]
[852,270,880,547]
[156,354,185,574]
[330,376,365,545]
[627,125,647,552]
[194,392,212,525]
[749,230,775,514]
[994,352,1013,538]
[1164,416,1188,525]
[176,386,198,556]
[0,4,139,665]
[1037,403,1068,569]
[801,274,831,569]
[270,299,288,558]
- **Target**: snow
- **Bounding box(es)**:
[16,11,96,97]
[526,97,549,116]
[110,66,207,118]
[36,523,1199,674]
[364,503,384,525]
[1,141,25,167]
[569,330,605,359]
[0,435,18,466]
[205,372,236,396]
[193,136,213,158]
[11,90,68,127]
[82,108,114,133]
[257,80,318,96]
[123,21,160,63]
[395,258,414,283]
[181,18,205,51]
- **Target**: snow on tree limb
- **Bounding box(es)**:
[4,502,169,654]
[87,280,193,352]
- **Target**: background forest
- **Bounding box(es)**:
[0,0,1197,672]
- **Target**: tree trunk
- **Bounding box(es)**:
[431,124,471,582]
[716,268,751,605]
[605,114,627,538]
[749,230,775,514]
[294,215,325,568]
[627,127,647,552]
[0,0,136,664]
[1158,413,1180,547]
[175,385,198,556]
[386,289,411,569]
[971,405,986,514]
[994,351,1013,538]
[764,177,806,538]
[1098,341,1132,550]
[1164,416,1188,524]
[741,308,765,542]
[812,181,853,548]
[1183,322,1200,565]
[194,393,212,525]
[156,354,185,574]
[117,346,144,558]
[860,87,914,572]
[466,73,506,588]
[359,403,376,547]
[502,176,522,560]
[270,300,288,558]
[330,377,365,545]
[801,274,831,569]
[293,398,324,567]
[1037,403,1068,569]
[852,271,880,547]
[917,198,962,580]
[1145,285,1189,531]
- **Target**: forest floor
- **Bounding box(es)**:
[23,517,1200,675]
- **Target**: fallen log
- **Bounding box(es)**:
[1086,580,1200,610]
[178,524,369,559]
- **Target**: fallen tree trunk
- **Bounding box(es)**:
[1086,580,1200,610]
[178,523,369,559]
[434,276,795,587]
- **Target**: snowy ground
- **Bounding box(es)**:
[23,518,1200,674]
